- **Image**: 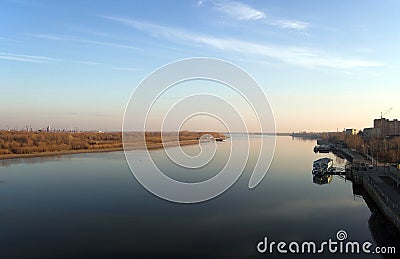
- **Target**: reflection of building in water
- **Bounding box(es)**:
[312,174,332,185]
[352,183,400,259]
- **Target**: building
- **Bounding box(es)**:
[345,128,358,135]
[373,118,400,137]
[363,128,372,138]
[363,127,381,138]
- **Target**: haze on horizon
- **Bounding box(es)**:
[1,0,399,133]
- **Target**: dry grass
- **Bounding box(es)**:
[0,130,225,159]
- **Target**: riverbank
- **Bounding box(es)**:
[0,131,224,160]
[0,139,206,160]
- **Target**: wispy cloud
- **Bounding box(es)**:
[198,0,310,31]
[199,0,265,21]
[77,39,139,50]
[101,16,382,69]
[26,33,139,50]
[63,25,111,38]
[73,60,143,71]
[25,33,65,41]
[0,55,43,63]
[0,52,62,63]
[0,51,143,71]
[271,20,310,30]
[74,60,102,65]
[111,67,143,71]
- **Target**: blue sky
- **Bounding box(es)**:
[1,0,400,132]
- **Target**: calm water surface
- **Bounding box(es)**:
[0,136,398,258]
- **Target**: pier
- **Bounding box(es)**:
[314,138,400,232]
[330,144,400,233]
[363,172,400,232]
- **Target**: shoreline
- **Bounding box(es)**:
[0,139,202,161]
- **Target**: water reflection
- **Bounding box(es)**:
[291,136,318,143]
[0,155,73,167]
[0,152,125,167]
[313,174,333,185]
[312,155,400,258]
[352,183,400,259]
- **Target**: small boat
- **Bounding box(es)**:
[312,167,325,176]
[312,157,333,175]
[215,137,226,142]
[313,157,333,168]
[318,145,330,153]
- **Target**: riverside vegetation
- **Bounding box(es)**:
[321,132,400,164]
[0,131,225,159]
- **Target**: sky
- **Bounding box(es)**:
[1,0,400,132]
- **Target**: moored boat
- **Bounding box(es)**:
[312,157,333,175]
[318,145,330,153]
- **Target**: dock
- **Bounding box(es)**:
[365,177,400,231]
[336,146,400,232]
[315,140,400,232]
[350,167,400,232]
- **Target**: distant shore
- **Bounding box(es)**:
[0,133,216,160]
[0,147,123,160]
[0,139,201,160]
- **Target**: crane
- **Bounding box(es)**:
[381,108,392,119]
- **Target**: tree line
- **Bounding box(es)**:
[0,131,122,155]
[322,132,400,164]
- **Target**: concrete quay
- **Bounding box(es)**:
[349,166,400,233]
[318,140,400,233]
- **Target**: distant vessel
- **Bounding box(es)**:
[312,157,333,176]
[215,137,226,142]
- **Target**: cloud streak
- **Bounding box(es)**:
[199,0,265,21]
[111,67,143,71]
[199,0,309,31]
[271,20,310,30]
[0,52,62,63]
[27,33,139,50]
[0,51,143,71]
[101,16,383,70]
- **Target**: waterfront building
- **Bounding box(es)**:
[373,118,400,137]
[363,127,381,138]
[345,128,358,135]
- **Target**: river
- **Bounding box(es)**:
[0,135,398,258]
